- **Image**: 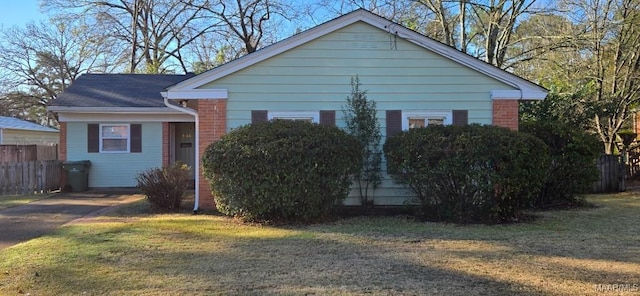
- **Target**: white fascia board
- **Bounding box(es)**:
[162,89,228,100]
[392,28,548,94]
[47,106,183,113]
[58,112,195,122]
[364,12,548,94]
[491,90,547,100]
[167,9,547,96]
[166,12,366,91]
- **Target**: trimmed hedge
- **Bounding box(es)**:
[520,121,600,208]
[202,120,361,223]
[384,124,549,223]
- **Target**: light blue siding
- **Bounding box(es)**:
[202,22,512,132]
[66,122,163,187]
[200,21,517,205]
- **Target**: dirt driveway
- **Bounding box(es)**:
[0,191,144,250]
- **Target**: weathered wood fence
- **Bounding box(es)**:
[594,154,623,193]
[627,150,640,179]
[0,145,58,162]
[0,160,61,195]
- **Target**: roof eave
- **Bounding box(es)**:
[167,9,547,97]
[167,10,369,91]
[47,106,185,113]
[0,127,59,133]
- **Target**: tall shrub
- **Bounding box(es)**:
[136,163,191,211]
[521,121,600,208]
[342,75,382,206]
[384,124,549,223]
[202,120,361,223]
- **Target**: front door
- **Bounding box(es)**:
[174,122,196,179]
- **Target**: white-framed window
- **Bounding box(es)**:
[100,124,130,153]
[402,111,452,130]
[268,111,319,123]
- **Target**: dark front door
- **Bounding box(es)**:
[174,122,195,179]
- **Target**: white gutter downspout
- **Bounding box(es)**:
[162,95,200,213]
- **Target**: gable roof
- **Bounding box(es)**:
[0,116,58,132]
[50,73,194,109]
[165,9,547,100]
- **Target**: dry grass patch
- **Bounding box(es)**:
[0,194,51,210]
[0,194,639,295]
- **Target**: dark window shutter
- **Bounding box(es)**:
[386,110,402,137]
[319,110,336,126]
[88,124,99,153]
[251,110,268,123]
[130,124,142,153]
[452,110,468,126]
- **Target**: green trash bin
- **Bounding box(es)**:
[62,160,91,192]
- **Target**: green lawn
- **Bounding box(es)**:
[1,194,639,295]
[0,194,51,210]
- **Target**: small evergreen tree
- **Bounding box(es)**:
[343,75,382,206]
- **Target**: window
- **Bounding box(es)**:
[268,111,319,123]
[100,124,129,152]
[402,111,452,130]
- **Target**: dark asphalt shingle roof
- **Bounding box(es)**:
[51,74,194,108]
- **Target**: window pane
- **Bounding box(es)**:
[102,139,128,151]
[102,125,128,138]
[273,117,314,122]
[409,118,425,129]
[428,117,445,126]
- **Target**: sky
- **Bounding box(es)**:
[0,1,46,29]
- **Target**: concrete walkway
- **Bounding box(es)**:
[0,190,144,250]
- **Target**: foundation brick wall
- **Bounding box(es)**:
[162,122,170,166]
[492,99,519,131]
[197,99,227,210]
[59,122,67,188]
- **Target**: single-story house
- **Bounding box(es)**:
[48,9,547,211]
[0,116,59,145]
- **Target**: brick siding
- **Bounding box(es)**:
[59,122,67,188]
[492,99,519,131]
[162,122,170,166]
[197,99,227,210]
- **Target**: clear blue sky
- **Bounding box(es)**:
[0,1,46,28]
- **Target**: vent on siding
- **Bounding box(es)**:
[251,110,268,123]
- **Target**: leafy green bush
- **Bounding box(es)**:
[202,120,361,223]
[384,124,549,223]
[136,163,191,211]
[521,121,600,208]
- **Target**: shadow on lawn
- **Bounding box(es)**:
[62,193,640,295]
[35,227,546,296]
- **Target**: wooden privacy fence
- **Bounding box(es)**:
[594,154,623,193]
[627,150,640,179]
[0,145,58,162]
[0,160,61,195]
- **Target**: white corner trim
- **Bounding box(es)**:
[491,90,547,100]
[162,89,228,100]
